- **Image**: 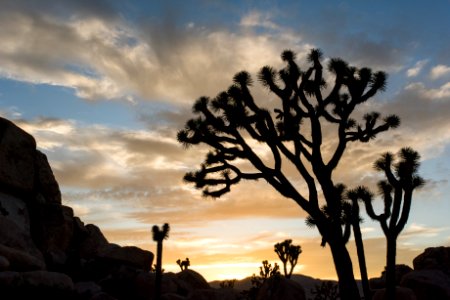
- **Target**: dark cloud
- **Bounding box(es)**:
[1,0,118,20]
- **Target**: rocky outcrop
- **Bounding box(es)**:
[401,270,450,300]
[413,246,450,273]
[0,117,37,195]
[0,117,154,299]
[256,276,306,300]
[369,264,413,290]
[400,247,450,300]
[369,247,450,300]
[372,286,417,300]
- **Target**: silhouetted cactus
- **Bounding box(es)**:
[152,223,170,300]
[178,48,400,300]
[363,148,424,300]
[274,239,302,278]
[176,257,190,271]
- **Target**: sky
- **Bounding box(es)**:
[0,0,449,281]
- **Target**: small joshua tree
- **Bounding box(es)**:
[242,260,281,300]
[176,257,190,271]
[152,223,170,300]
[274,239,302,278]
[363,147,424,300]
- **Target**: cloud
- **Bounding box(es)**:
[406,59,428,77]
[240,11,279,30]
[430,64,450,80]
[0,6,311,104]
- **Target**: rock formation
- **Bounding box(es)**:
[0,117,156,299]
[0,117,235,300]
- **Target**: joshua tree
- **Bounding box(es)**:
[259,260,280,280]
[176,257,190,271]
[152,223,170,300]
[347,187,372,300]
[274,239,302,278]
[178,48,399,299]
[363,148,424,300]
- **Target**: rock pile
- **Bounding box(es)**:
[0,117,154,299]
[0,117,243,300]
[370,247,450,300]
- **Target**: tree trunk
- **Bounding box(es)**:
[155,241,163,300]
[329,238,361,300]
[385,235,397,300]
[353,221,371,300]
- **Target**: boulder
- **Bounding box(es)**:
[0,117,36,195]
[33,204,74,265]
[97,244,154,271]
[34,150,61,204]
[162,293,187,300]
[413,246,450,273]
[176,269,211,291]
[0,270,75,300]
[134,271,179,299]
[0,192,31,232]
[0,255,10,271]
[78,224,110,258]
[91,292,118,300]
[372,287,417,300]
[0,204,44,264]
[0,244,45,271]
[74,281,103,298]
[256,276,306,300]
[187,288,240,300]
[369,264,413,289]
[21,270,74,290]
[400,269,450,300]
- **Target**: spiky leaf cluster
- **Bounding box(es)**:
[365,148,424,237]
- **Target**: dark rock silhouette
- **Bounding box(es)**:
[256,276,306,300]
[401,246,450,300]
[0,116,154,299]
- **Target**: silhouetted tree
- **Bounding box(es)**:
[241,260,280,300]
[363,148,424,300]
[176,257,190,271]
[347,187,372,300]
[152,223,170,300]
[178,48,399,300]
[274,239,302,278]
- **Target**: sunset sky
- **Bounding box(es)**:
[1,0,449,281]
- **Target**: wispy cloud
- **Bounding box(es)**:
[406,59,428,77]
[430,64,450,80]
